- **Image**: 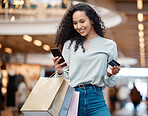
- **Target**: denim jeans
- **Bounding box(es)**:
[75,86,111,116]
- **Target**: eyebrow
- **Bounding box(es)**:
[73,18,85,22]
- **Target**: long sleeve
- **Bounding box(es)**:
[103,42,118,87]
[54,41,70,79]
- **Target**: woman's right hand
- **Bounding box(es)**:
[53,56,67,74]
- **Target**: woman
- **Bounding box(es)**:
[53,3,120,116]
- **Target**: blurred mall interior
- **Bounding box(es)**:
[0,0,148,116]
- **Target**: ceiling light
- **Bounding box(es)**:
[140,56,145,60]
[141,59,145,63]
[140,51,145,55]
[2,77,7,87]
[140,58,145,63]
[141,60,145,67]
[140,46,145,51]
[138,23,144,31]
[11,16,15,21]
[137,0,143,10]
[139,43,145,48]
[140,47,145,52]
[1,87,7,95]
[137,13,143,22]
[43,44,50,51]
[140,59,145,65]
[33,40,42,46]
[0,44,2,48]
[140,59,145,64]
[141,61,145,64]
[13,0,24,5]
[30,0,62,6]
[138,31,144,37]
[1,70,7,78]
[23,35,32,42]
[139,37,144,43]
[4,47,12,54]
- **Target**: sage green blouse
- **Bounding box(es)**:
[55,36,118,88]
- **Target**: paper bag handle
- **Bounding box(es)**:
[47,72,64,80]
[49,72,56,78]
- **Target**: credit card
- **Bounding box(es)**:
[108,59,120,67]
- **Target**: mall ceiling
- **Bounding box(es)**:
[0,34,56,53]
[0,0,148,67]
[110,0,148,67]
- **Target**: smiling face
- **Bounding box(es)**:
[72,11,95,39]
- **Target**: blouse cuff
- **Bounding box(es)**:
[55,71,65,78]
[103,75,117,87]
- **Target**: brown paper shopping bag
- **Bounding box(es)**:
[21,76,70,116]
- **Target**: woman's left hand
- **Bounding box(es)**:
[107,65,120,77]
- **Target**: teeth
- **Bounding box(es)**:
[79,30,85,33]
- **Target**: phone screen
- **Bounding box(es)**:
[50,48,67,66]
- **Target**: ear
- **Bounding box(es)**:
[91,20,93,25]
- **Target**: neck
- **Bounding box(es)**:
[85,28,98,40]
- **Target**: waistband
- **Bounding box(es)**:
[74,84,94,88]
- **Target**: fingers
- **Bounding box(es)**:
[55,61,66,70]
[53,56,61,65]
[53,56,67,74]
[112,66,120,75]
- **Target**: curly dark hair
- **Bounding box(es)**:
[55,3,106,52]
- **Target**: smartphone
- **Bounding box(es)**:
[108,59,120,67]
[50,48,67,66]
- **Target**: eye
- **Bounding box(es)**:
[80,20,85,23]
[73,22,77,25]
[79,19,85,23]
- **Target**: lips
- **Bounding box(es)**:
[78,29,85,34]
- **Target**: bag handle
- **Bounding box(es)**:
[48,72,64,80]
[49,72,56,78]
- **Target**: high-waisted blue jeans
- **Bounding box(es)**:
[75,86,111,116]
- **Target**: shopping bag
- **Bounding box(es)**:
[67,91,80,116]
[59,86,74,116]
[21,76,71,116]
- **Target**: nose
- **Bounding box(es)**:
[77,23,82,29]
